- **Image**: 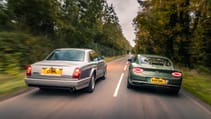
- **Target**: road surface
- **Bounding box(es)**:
[0,56,210,119]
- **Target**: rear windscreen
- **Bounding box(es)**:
[46,50,85,61]
[138,56,172,67]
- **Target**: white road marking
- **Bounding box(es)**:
[124,64,127,71]
[113,73,124,97]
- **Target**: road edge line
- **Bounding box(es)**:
[181,90,211,115]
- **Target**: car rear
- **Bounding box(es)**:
[25,48,91,90]
[129,66,182,86]
[25,61,91,90]
[127,55,183,94]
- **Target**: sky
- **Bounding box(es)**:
[106,0,140,47]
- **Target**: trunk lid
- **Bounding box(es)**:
[132,63,180,78]
[30,60,84,78]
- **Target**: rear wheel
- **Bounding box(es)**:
[102,70,107,80]
[127,80,133,89]
[172,88,180,95]
[87,74,96,93]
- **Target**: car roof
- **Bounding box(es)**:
[138,54,171,60]
[55,48,93,52]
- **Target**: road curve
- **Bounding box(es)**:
[0,56,210,119]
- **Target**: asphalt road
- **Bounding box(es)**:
[0,56,211,119]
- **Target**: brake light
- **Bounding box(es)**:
[133,67,144,73]
[172,72,182,77]
[72,68,81,79]
[26,65,32,76]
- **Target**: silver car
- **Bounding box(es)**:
[25,48,107,93]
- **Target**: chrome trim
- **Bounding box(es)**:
[25,77,90,90]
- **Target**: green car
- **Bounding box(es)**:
[127,54,182,94]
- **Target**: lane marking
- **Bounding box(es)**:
[124,64,127,71]
[113,73,124,98]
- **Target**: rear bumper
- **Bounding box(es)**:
[128,78,182,89]
[25,77,90,90]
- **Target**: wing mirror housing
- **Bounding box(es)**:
[100,55,105,60]
[128,58,132,62]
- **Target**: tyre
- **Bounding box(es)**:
[87,74,96,93]
[127,80,133,89]
[102,70,107,80]
[172,88,180,95]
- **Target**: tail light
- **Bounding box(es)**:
[172,72,182,77]
[133,67,144,73]
[72,68,81,79]
[26,65,32,76]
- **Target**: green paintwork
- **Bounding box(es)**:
[127,54,183,94]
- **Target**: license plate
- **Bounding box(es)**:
[150,78,167,85]
[41,68,62,76]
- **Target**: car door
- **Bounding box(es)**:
[89,51,104,78]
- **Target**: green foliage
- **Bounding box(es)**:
[134,0,211,69]
[0,72,26,95]
[0,1,14,31]
[7,0,61,36]
[0,0,131,74]
[195,65,211,74]
[182,69,211,105]
[0,32,53,74]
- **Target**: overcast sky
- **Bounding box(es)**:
[106,0,139,47]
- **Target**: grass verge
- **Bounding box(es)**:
[0,72,27,99]
[182,68,211,105]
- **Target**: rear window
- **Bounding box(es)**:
[138,56,172,66]
[46,50,85,61]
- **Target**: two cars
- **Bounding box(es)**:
[25,48,107,93]
[127,54,183,94]
[25,49,182,94]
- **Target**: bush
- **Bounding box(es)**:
[195,65,211,74]
[0,32,53,75]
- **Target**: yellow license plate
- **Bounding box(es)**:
[41,68,62,76]
[150,78,167,85]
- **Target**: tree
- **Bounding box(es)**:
[0,0,13,31]
[8,0,60,37]
[134,0,211,68]
[0,0,131,74]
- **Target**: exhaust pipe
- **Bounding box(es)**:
[69,88,75,93]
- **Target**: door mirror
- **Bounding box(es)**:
[100,55,105,60]
[128,58,132,62]
[93,58,100,62]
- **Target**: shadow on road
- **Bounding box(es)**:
[28,78,105,99]
[127,86,183,98]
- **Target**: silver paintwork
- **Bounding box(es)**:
[25,48,107,91]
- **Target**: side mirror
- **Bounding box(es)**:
[93,57,100,62]
[100,55,105,60]
[128,58,132,62]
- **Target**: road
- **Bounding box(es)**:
[0,56,211,119]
